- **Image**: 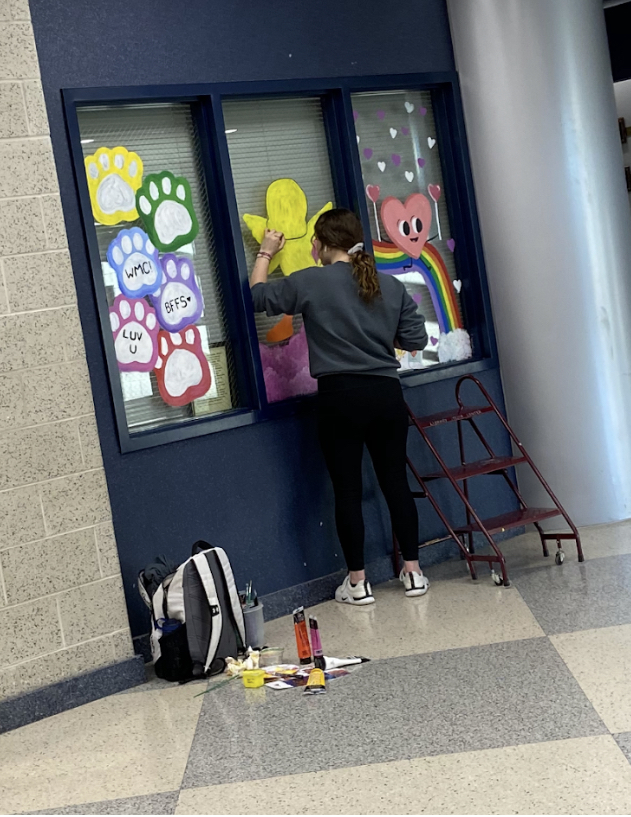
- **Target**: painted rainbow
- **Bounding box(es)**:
[373,241,463,334]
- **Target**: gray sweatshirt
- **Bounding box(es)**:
[251,261,428,379]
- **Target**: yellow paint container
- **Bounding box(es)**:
[242,669,265,689]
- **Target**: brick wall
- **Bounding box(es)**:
[0,0,133,701]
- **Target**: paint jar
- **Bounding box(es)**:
[243,603,265,650]
[242,669,265,689]
[259,647,284,667]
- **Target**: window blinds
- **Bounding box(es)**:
[77,103,238,432]
[223,96,337,344]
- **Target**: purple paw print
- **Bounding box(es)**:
[150,254,204,333]
[109,295,159,373]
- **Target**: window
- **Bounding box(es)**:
[352,90,472,370]
[77,102,240,435]
[67,77,490,449]
[223,96,336,402]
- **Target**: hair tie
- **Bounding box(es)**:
[347,242,364,255]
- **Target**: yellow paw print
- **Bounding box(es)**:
[84,147,144,226]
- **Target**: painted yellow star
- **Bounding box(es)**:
[244,179,332,342]
[244,178,332,277]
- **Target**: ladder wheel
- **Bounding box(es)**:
[555,550,565,566]
[491,570,503,586]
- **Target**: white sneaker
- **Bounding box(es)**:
[400,569,430,597]
[335,575,375,606]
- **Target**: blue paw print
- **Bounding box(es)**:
[149,253,204,333]
[106,227,161,299]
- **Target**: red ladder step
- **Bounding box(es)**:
[412,405,494,429]
[423,455,527,481]
[454,507,561,536]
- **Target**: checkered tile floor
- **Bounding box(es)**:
[4,522,631,815]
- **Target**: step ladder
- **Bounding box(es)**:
[393,375,584,587]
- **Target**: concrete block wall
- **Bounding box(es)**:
[0,0,134,701]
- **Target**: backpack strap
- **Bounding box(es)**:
[190,553,223,673]
[137,571,153,610]
[212,547,246,647]
[149,582,167,663]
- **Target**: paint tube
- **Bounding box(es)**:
[309,615,326,671]
[323,656,370,671]
[303,667,326,695]
[292,607,312,665]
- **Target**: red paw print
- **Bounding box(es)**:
[154,325,211,407]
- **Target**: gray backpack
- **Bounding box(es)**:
[139,541,246,681]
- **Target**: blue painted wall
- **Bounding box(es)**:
[30,0,517,638]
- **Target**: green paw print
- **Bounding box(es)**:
[136,170,199,252]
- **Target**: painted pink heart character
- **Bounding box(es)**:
[380,193,432,259]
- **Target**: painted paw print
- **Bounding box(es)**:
[136,171,199,252]
[109,295,159,372]
[150,254,204,332]
[84,147,143,226]
[106,227,161,299]
[154,325,211,406]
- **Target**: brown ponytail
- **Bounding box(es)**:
[313,208,381,304]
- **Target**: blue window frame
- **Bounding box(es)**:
[62,74,497,453]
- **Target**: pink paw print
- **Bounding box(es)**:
[154,325,211,407]
[109,295,159,372]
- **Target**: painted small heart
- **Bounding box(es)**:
[447,238,456,252]
[365,185,380,203]
[417,157,426,168]
[377,161,386,172]
[453,279,462,293]
[405,101,414,113]
[356,135,360,143]
[428,184,441,202]
[353,111,359,121]
[412,293,422,304]
[405,171,414,182]
[377,110,385,119]
[420,107,427,116]
[390,128,397,138]
[401,127,410,136]
[391,153,401,166]
[430,336,438,346]
[363,148,373,160]
[428,137,436,149]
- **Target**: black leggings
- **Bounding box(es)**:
[317,374,419,571]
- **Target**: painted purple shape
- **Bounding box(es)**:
[259,327,316,403]
[417,157,426,168]
[446,238,456,252]
[430,336,438,346]
[377,110,385,120]
[109,294,159,373]
[419,107,427,116]
[149,254,204,333]
[401,127,410,136]
[363,148,373,160]
[353,111,359,121]
[412,293,422,305]
[391,153,401,167]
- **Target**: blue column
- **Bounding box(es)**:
[448,0,631,523]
